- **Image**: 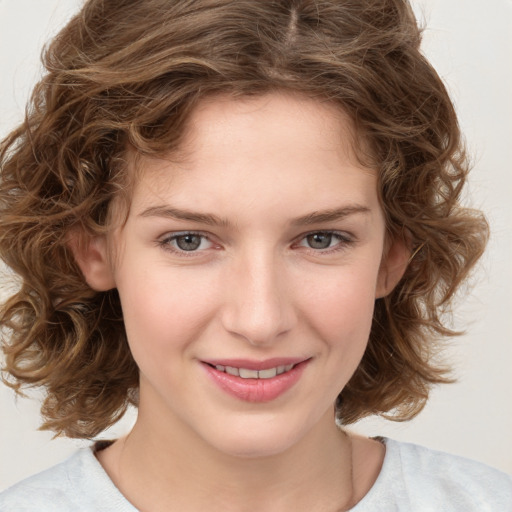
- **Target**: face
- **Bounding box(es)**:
[97,93,404,458]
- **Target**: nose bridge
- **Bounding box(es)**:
[221,246,294,345]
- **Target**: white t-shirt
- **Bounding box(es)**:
[1,438,511,511]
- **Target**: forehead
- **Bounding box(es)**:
[184,92,358,155]
[125,92,379,219]
[134,93,369,174]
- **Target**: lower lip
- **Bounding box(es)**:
[202,360,308,403]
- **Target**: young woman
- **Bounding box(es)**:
[1,1,510,510]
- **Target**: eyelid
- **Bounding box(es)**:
[293,230,355,254]
[157,230,217,255]
[156,229,355,257]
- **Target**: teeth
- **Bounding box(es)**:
[225,366,239,376]
[214,364,296,379]
[258,367,277,379]
[239,368,259,379]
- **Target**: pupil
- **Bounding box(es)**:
[307,233,332,249]
[176,235,201,251]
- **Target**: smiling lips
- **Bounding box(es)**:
[202,358,309,402]
[213,363,295,379]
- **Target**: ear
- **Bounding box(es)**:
[375,234,410,299]
[68,233,116,291]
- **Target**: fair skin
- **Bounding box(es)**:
[74,92,409,512]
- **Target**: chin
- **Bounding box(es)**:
[217,435,296,459]
[202,415,315,459]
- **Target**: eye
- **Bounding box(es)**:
[159,232,213,253]
[297,231,352,252]
[305,232,335,249]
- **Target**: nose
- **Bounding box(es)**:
[220,250,296,346]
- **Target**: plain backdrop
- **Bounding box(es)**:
[1,0,511,491]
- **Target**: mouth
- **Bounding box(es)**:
[205,363,296,380]
[201,358,310,402]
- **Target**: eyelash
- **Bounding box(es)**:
[294,231,354,254]
[157,230,354,256]
[157,231,215,256]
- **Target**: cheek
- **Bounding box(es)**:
[116,263,221,356]
[297,261,379,345]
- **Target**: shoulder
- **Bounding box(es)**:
[0,447,136,512]
[0,449,87,511]
[361,438,512,511]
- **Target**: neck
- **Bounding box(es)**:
[99,409,355,512]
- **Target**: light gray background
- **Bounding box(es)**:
[1,0,511,490]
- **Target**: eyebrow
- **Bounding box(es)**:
[290,205,371,226]
[138,204,371,227]
[138,206,230,227]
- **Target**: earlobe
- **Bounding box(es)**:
[375,235,411,299]
[68,233,116,291]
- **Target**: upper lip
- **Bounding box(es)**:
[201,357,309,371]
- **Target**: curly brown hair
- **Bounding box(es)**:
[0,0,488,438]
